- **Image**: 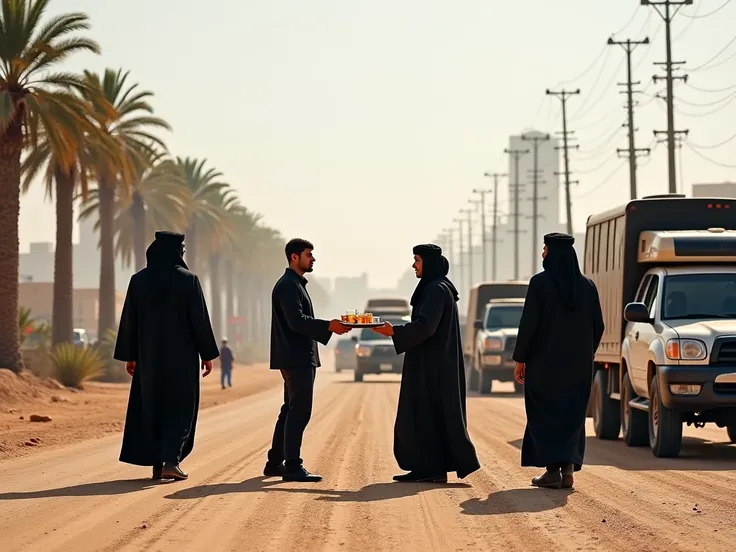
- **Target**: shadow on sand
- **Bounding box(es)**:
[460,487,573,515]
[164,475,470,502]
[507,435,736,471]
[0,478,162,500]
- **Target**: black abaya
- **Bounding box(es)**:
[114,233,219,466]
[512,264,604,472]
[392,279,481,479]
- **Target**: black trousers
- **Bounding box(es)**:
[267,366,316,468]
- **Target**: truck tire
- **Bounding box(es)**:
[468,357,480,392]
[621,372,648,446]
[513,381,524,394]
[479,369,493,395]
[648,376,682,458]
[353,370,363,382]
[592,369,621,440]
[727,425,736,443]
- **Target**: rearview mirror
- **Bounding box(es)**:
[351,335,358,342]
[624,302,652,324]
[473,320,483,330]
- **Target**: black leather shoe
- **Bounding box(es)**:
[393,472,448,483]
[152,466,163,480]
[561,464,574,489]
[531,470,562,489]
[161,465,188,481]
[282,466,322,482]
[263,461,285,477]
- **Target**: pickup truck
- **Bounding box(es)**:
[470,298,525,394]
[585,194,736,457]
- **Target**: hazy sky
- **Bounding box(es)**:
[19,0,736,288]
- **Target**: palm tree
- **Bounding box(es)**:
[0,0,101,371]
[176,157,230,274]
[79,146,190,272]
[80,69,170,339]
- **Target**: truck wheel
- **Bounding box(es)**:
[513,381,524,394]
[353,371,363,382]
[648,376,682,457]
[592,369,621,440]
[479,370,493,395]
[621,372,648,446]
[467,355,480,392]
[727,425,736,443]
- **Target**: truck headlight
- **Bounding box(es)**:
[666,339,707,360]
[483,337,503,351]
[356,345,373,357]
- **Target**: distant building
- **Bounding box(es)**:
[691,182,736,198]
[18,282,125,338]
[19,210,134,292]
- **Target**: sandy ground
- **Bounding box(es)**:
[0,363,277,462]
[2,362,736,552]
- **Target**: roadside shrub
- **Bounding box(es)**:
[92,329,128,383]
[50,344,105,389]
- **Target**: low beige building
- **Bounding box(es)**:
[19,282,125,340]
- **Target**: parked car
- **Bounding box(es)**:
[470,298,525,394]
[364,297,410,318]
[73,328,90,347]
[352,316,410,382]
[334,337,357,373]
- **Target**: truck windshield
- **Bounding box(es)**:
[662,273,736,320]
[485,306,524,329]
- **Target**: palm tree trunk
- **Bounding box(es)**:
[0,122,25,373]
[52,167,75,346]
[210,252,222,340]
[225,260,234,342]
[97,180,117,340]
[185,221,197,273]
[131,191,146,272]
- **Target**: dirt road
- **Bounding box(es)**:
[2,366,736,552]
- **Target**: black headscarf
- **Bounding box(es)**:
[542,232,582,311]
[410,243,459,306]
[144,231,188,301]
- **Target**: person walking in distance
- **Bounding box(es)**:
[513,233,604,489]
[219,338,234,389]
[114,232,219,481]
[264,238,350,482]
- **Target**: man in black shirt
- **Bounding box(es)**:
[264,238,350,482]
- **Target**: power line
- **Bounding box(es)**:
[688,130,736,149]
[690,35,736,71]
[687,81,736,93]
[676,89,736,107]
[675,91,736,116]
[573,161,628,199]
[682,0,733,18]
[686,142,736,168]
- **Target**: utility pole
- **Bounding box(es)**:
[471,188,491,281]
[642,0,691,193]
[521,132,550,275]
[460,208,473,291]
[483,172,507,281]
[453,216,465,295]
[654,129,689,192]
[504,148,530,280]
[608,36,651,199]
[442,227,454,280]
[546,88,579,234]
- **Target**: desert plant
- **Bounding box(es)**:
[92,328,127,382]
[19,307,35,346]
[50,343,105,389]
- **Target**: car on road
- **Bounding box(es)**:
[463,281,528,381]
[334,337,357,373]
[364,297,410,318]
[469,298,524,394]
[586,194,736,458]
[352,316,410,382]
